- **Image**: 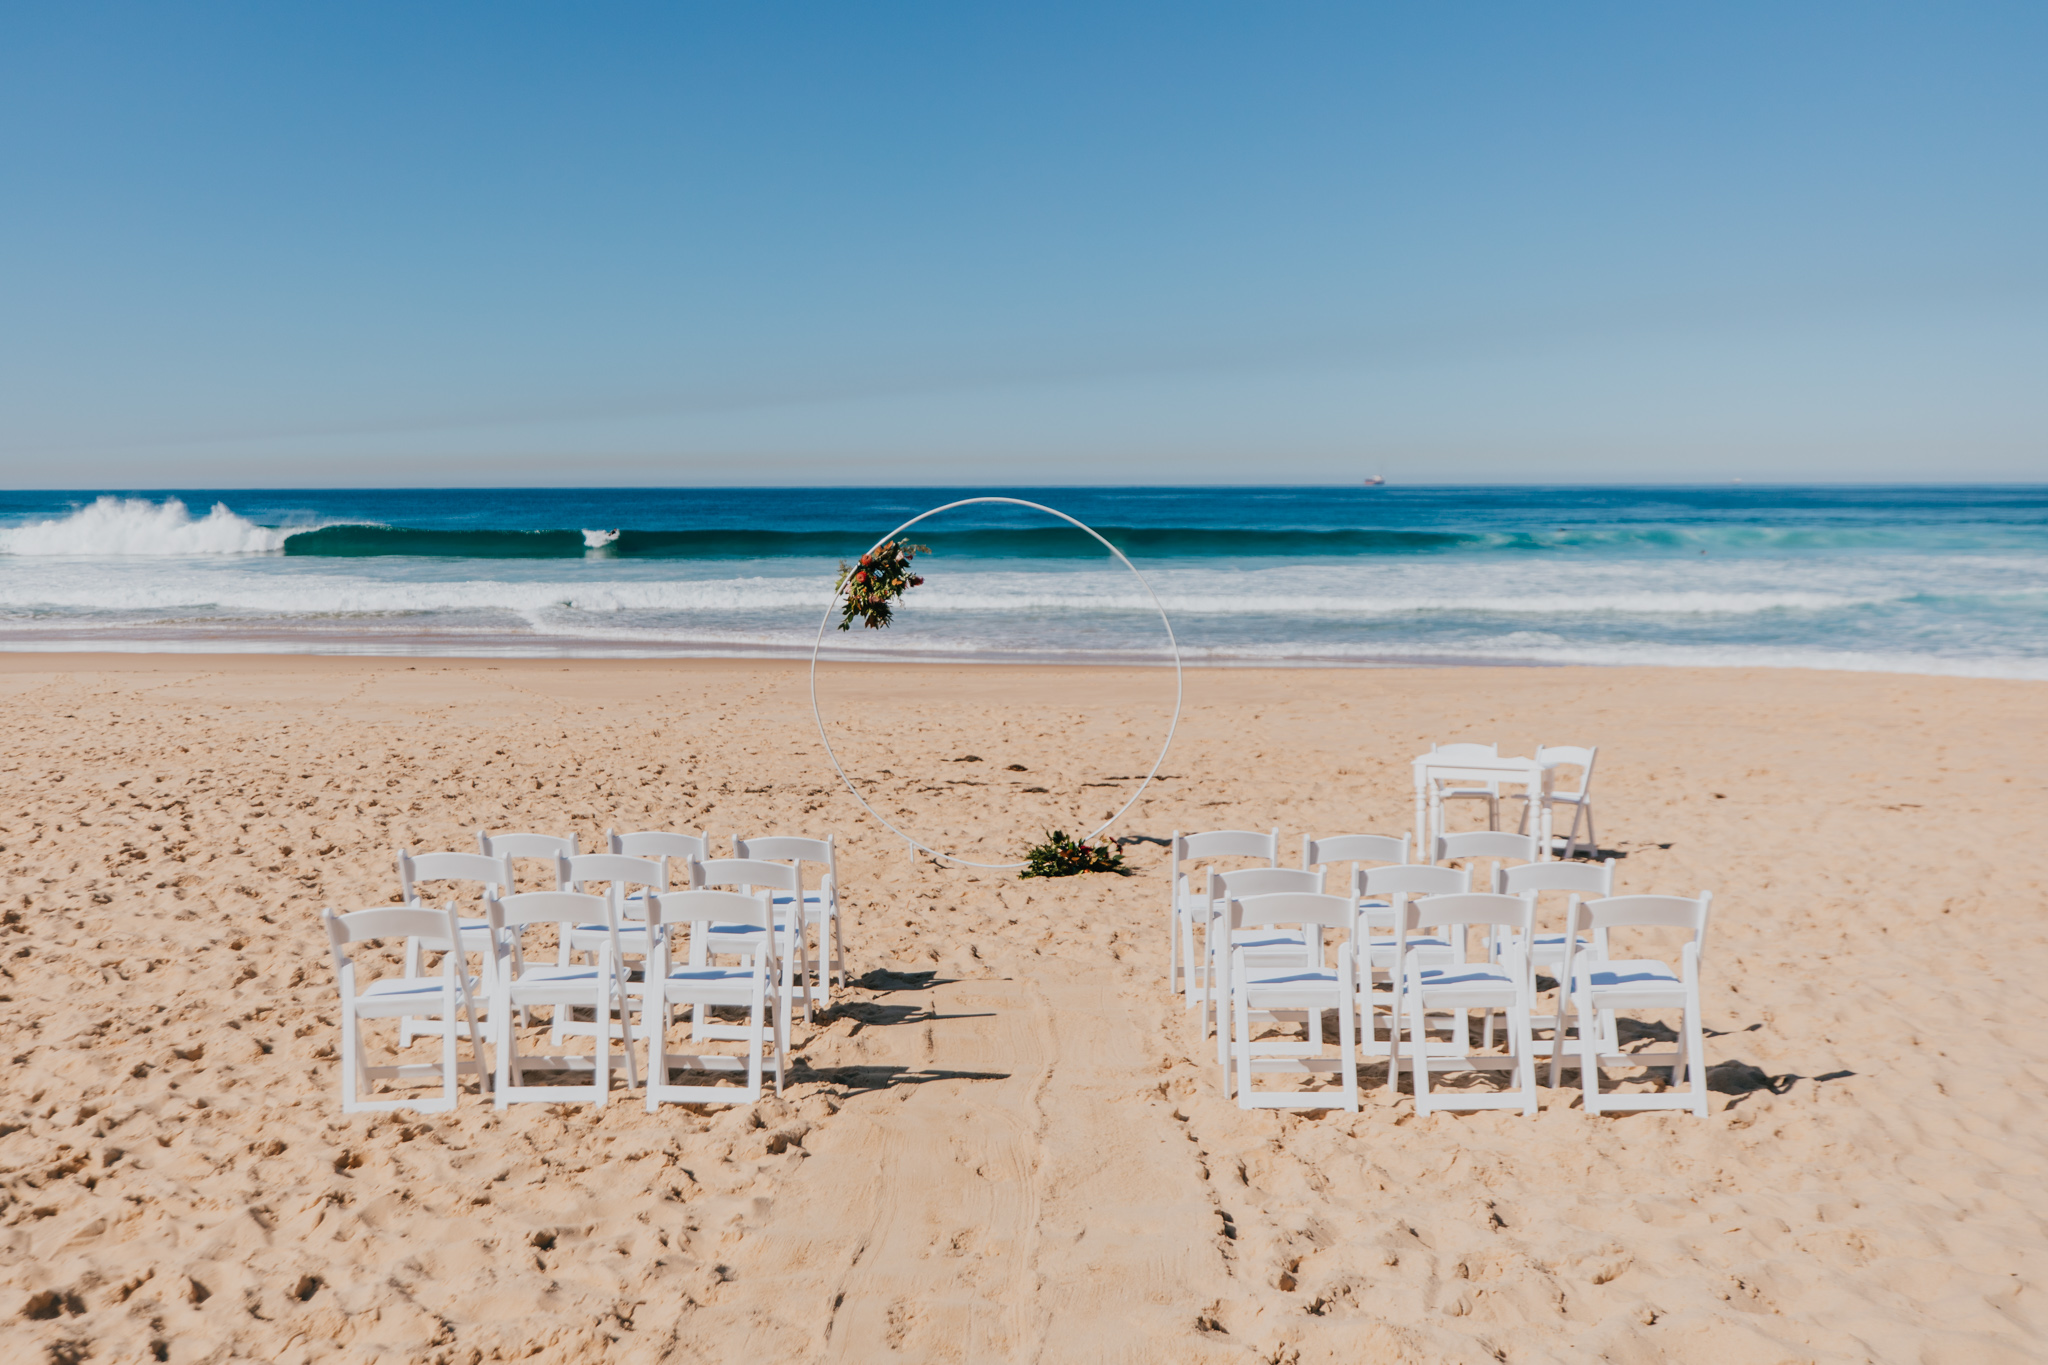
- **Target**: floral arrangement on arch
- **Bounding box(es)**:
[836,540,929,630]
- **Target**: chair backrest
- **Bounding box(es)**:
[1434,831,1536,865]
[1408,891,1536,931]
[1430,742,1499,761]
[1536,745,1598,795]
[692,857,801,894]
[1225,891,1357,933]
[609,828,712,862]
[324,904,466,982]
[560,853,668,895]
[397,849,513,904]
[326,904,459,949]
[1575,892,1711,952]
[1210,867,1323,900]
[1360,864,1471,899]
[486,890,612,932]
[1173,829,1279,866]
[643,888,774,933]
[1302,833,1408,871]
[735,834,833,865]
[477,831,578,890]
[1499,859,1614,897]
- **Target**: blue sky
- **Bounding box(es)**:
[1,3,2043,486]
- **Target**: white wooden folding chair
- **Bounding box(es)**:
[551,853,668,1043]
[1201,865,1324,1053]
[394,848,513,1044]
[1499,858,1616,1056]
[638,889,789,1108]
[1217,892,1359,1112]
[1435,832,1543,1049]
[476,830,578,891]
[735,833,846,1007]
[484,889,638,1107]
[1401,891,1540,1116]
[688,856,811,1034]
[323,904,488,1114]
[1553,892,1713,1117]
[1167,829,1279,1012]
[1523,745,1600,859]
[1355,863,1469,1065]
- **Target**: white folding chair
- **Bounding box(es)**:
[1201,866,1324,1053]
[1166,829,1279,1011]
[638,889,789,1108]
[1401,891,1540,1116]
[1499,858,1616,1056]
[484,890,638,1107]
[1217,892,1359,1112]
[1523,745,1600,860]
[1434,832,1542,1049]
[735,833,846,1007]
[1428,742,1505,832]
[1355,864,1468,1065]
[323,904,488,1114]
[1553,893,1713,1117]
[689,856,811,1034]
[551,853,668,1042]
[476,830,578,890]
[394,848,513,1044]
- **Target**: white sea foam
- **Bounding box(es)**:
[0,497,290,556]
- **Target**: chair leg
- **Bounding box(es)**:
[1233,991,1254,1106]
[1512,1002,1537,1116]
[1338,997,1358,1112]
[1409,991,1431,1116]
[341,1006,361,1113]
[439,992,458,1109]
[1167,909,1181,997]
[1685,984,1709,1118]
[493,999,514,1110]
[1579,997,1602,1115]
[399,937,424,1044]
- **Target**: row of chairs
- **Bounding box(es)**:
[1168,827,1713,1117]
[323,829,842,1113]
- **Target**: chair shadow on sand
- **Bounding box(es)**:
[789,967,1011,1092]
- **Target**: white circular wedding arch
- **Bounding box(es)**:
[809,497,1183,870]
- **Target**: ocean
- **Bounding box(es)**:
[1,485,2044,678]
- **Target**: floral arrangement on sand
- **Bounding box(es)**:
[1019,830,1131,879]
[836,540,930,630]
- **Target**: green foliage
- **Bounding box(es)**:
[1018,829,1131,879]
[836,540,930,630]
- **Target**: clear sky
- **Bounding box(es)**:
[2,3,2043,487]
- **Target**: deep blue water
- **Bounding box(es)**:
[1,485,2044,675]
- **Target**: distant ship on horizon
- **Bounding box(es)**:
[1363,475,1386,487]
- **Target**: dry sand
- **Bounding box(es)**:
[2,654,2046,1364]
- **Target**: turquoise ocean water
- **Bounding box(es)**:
[0,486,2043,677]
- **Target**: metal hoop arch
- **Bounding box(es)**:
[809,497,1183,870]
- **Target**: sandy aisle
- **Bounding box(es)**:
[2,655,2045,1364]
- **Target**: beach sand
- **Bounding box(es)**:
[3,654,2045,1364]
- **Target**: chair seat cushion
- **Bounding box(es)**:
[1237,966,1346,1002]
[1575,959,1683,1003]
[359,975,482,1003]
[1412,962,1518,1005]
